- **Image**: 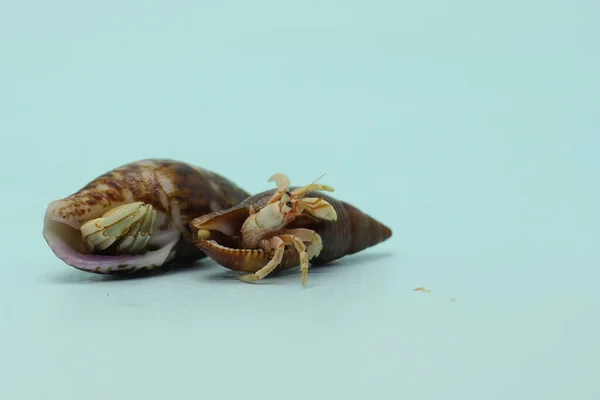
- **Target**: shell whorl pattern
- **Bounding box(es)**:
[296,195,392,265]
[44,159,250,274]
[345,202,392,256]
[50,159,247,233]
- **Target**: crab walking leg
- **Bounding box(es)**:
[80,202,156,253]
[283,228,324,285]
[239,230,325,285]
[283,228,323,258]
[126,205,157,254]
[290,236,309,285]
[114,214,144,253]
[239,236,286,283]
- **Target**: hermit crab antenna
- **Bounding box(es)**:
[310,173,327,185]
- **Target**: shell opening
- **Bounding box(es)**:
[190,205,320,273]
[195,239,300,274]
[190,205,279,272]
[43,200,181,274]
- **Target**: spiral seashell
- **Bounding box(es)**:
[43,159,249,274]
[189,185,392,281]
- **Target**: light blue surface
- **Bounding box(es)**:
[1,1,599,399]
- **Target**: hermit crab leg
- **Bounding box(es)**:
[283,228,324,285]
[80,202,157,254]
[126,205,157,254]
[239,236,286,283]
[290,236,309,285]
[114,213,144,254]
[239,230,325,285]
[283,228,323,257]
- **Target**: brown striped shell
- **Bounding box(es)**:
[43,159,250,274]
[189,188,392,274]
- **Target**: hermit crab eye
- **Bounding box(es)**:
[285,201,293,208]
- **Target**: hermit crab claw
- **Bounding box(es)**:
[268,173,290,191]
[267,173,291,204]
[297,197,338,221]
[291,183,334,199]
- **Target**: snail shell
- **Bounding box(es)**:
[189,188,392,273]
[43,159,250,274]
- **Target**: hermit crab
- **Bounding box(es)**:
[43,159,249,274]
[190,173,392,285]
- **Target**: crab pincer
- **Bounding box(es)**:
[190,173,392,285]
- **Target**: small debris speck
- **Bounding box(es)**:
[413,287,432,293]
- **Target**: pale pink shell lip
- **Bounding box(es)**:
[43,209,180,275]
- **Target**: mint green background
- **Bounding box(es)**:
[1,1,598,399]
